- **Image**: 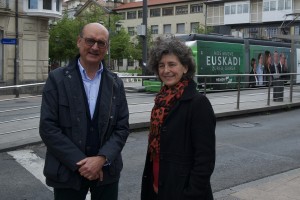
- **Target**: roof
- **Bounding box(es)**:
[113,0,198,11]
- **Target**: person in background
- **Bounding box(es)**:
[271,51,283,101]
[249,58,258,88]
[39,23,129,200]
[264,50,272,86]
[256,53,264,86]
[141,36,216,200]
[271,51,280,80]
[280,53,289,82]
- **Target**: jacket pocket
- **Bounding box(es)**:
[58,96,72,127]
[43,152,71,182]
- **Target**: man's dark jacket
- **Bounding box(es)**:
[39,56,129,190]
[141,80,216,200]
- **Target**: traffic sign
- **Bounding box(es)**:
[1,38,17,45]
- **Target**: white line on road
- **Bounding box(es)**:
[7,149,92,199]
[7,149,52,191]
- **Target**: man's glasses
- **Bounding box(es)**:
[81,37,107,48]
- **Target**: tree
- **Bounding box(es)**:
[194,24,214,34]
[110,28,132,70]
[132,27,154,75]
[49,14,82,65]
[49,5,126,67]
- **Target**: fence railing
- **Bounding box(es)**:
[0,73,299,143]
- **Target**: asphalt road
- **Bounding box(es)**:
[0,108,299,200]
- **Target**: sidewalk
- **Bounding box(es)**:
[214,167,300,200]
[1,81,300,200]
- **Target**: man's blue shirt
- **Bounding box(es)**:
[78,59,103,119]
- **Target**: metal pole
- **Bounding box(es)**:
[108,13,111,69]
[289,73,293,102]
[267,75,271,106]
[14,0,19,98]
[142,0,147,75]
[237,76,240,109]
[204,1,207,34]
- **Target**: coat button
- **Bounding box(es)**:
[161,126,167,132]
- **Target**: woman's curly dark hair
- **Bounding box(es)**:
[148,36,196,79]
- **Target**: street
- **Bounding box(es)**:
[0,108,299,199]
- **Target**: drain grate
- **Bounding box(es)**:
[231,122,258,128]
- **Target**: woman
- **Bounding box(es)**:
[141,36,216,200]
[249,58,258,88]
[256,53,264,86]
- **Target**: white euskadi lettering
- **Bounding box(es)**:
[206,56,241,66]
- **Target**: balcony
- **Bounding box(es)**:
[23,0,62,18]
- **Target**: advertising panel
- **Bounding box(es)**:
[249,45,291,72]
[196,40,245,89]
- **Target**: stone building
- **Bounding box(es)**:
[0,0,62,86]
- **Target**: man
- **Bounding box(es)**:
[270,51,280,80]
[271,52,287,102]
[39,23,129,200]
[279,53,288,76]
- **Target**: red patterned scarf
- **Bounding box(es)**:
[148,79,189,159]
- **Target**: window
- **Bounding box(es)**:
[285,0,291,9]
[263,1,269,11]
[28,0,38,9]
[177,23,185,34]
[243,4,249,13]
[163,24,171,34]
[118,59,123,67]
[43,0,52,10]
[190,4,203,13]
[128,27,135,36]
[127,11,136,19]
[56,0,60,11]
[128,59,134,67]
[231,5,236,14]
[162,7,173,16]
[151,25,158,34]
[237,4,242,14]
[176,6,188,15]
[225,6,230,15]
[119,12,126,20]
[278,0,284,10]
[138,10,143,18]
[270,1,276,11]
[191,22,199,33]
[150,8,160,17]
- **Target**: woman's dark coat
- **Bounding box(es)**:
[141,80,216,200]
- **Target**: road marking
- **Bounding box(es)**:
[7,149,91,199]
[7,149,52,191]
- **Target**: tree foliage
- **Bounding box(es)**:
[49,14,82,65]
[49,6,134,68]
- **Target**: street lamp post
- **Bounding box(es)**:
[142,0,148,76]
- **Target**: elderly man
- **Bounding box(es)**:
[39,23,129,200]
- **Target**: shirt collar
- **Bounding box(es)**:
[77,59,103,80]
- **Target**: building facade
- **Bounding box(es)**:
[113,0,206,37]
[0,0,62,86]
[205,0,300,40]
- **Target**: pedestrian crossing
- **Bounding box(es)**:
[7,149,91,200]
